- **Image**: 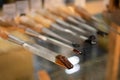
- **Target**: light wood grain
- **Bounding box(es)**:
[106,23,120,80]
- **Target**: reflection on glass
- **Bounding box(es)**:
[68,56,80,65]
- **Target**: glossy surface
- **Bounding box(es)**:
[33,40,108,80]
[55,55,73,69]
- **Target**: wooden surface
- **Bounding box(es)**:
[0,48,34,80]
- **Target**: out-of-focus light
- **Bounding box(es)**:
[68,56,80,65]
[65,64,80,74]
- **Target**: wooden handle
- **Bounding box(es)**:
[47,9,66,19]
[27,13,52,28]
[16,16,43,33]
[57,7,70,15]
[38,11,56,21]
[0,19,18,32]
[57,6,75,16]
[73,6,92,20]
[0,27,9,39]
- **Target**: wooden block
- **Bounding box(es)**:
[0,48,34,80]
[106,23,120,80]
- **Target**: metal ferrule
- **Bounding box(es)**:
[41,27,72,44]
[25,28,40,37]
[67,16,80,24]
[8,35,25,45]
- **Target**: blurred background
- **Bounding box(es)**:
[0,0,119,80]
